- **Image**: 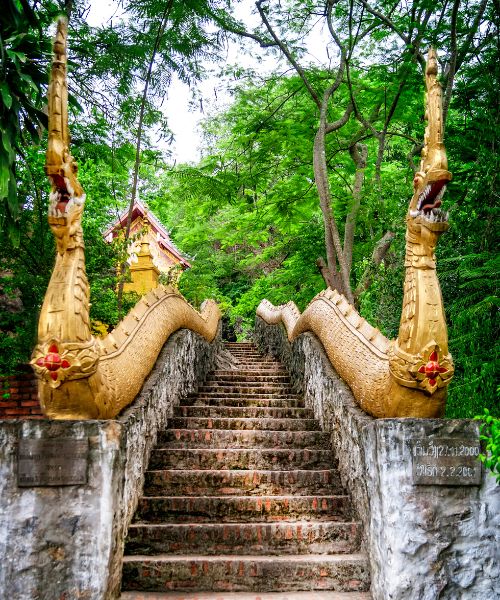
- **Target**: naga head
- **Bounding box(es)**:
[45,18,85,253]
[408,49,452,236]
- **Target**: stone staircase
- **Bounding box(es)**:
[121,342,371,600]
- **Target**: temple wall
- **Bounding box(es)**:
[255,316,499,600]
[0,328,221,600]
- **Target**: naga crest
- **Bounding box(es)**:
[45,18,85,254]
[409,49,452,232]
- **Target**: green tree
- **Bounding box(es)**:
[0,0,60,243]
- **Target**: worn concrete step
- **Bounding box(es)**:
[150,448,336,471]
[121,591,372,600]
[121,554,370,593]
[210,374,291,383]
[214,364,288,377]
[198,386,294,396]
[198,382,296,395]
[201,381,293,389]
[224,359,279,364]
[239,367,286,372]
[135,495,351,523]
[225,350,270,354]
[168,417,320,432]
[159,429,329,450]
[190,393,302,402]
[125,521,362,556]
[226,364,284,369]
[185,397,305,408]
[143,469,343,497]
[173,406,314,420]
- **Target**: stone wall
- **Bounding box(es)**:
[255,316,499,600]
[0,328,221,600]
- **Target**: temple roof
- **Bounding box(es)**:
[103,200,191,269]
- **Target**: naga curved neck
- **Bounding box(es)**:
[37,228,91,346]
[388,213,453,397]
[397,215,449,355]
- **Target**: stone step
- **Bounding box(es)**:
[150,449,335,471]
[239,367,286,371]
[214,369,288,377]
[159,429,329,450]
[167,417,320,432]
[191,388,301,400]
[121,344,370,597]
[228,365,280,368]
[134,495,351,523]
[201,381,293,389]
[185,397,305,408]
[199,388,294,396]
[125,521,362,556]
[210,374,291,383]
[143,469,343,497]
[121,592,372,600]
[121,554,370,593]
[223,353,275,357]
[173,406,314,420]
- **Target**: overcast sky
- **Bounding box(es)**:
[86,1,330,164]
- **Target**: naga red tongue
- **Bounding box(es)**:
[422,198,442,212]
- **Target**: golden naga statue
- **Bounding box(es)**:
[257,49,454,418]
[31,19,220,419]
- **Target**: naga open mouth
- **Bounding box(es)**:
[410,179,449,222]
[48,174,85,218]
[418,180,447,211]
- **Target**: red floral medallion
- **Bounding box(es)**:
[35,344,71,381]
[418,350,448,387]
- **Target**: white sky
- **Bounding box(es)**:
[86,1,331,164]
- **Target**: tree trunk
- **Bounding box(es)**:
[353,230,395,303]
[313,118,354,303]
[316,256,343,290]
[344,142,368,277]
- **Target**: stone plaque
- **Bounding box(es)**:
[18,438,88,487]
[409,437,482,486]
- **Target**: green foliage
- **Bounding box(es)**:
[442,253,499,418]
[476,409,500,483]
[0,0,497,429]
[0,0,58,243]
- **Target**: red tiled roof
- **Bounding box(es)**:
[103,200,191,268]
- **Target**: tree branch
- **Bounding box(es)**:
[442,0,460,125]
[255,0,321,108]
[325,102,354,133]
[354,230,395,301]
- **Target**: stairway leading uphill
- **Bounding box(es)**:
[121,342,371,600]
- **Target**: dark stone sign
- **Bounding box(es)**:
[17,438,88,487]
[409,437,482,485]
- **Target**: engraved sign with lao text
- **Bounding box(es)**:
[17,438,88,487]
[409,437,482,485]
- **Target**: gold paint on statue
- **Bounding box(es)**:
[31,19,220,419]
[257,49,454,418]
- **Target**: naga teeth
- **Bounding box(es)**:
[410,209,419,217]
[436,185,447,201]
[417,184,432,210]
